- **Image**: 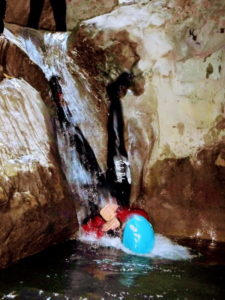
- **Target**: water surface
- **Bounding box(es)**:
[0,236,224,299]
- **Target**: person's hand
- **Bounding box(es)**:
[102,217,120,232]
[100,203,119,221]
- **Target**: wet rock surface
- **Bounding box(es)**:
[0,30,52,108]
[145,142,225,241]
[0,75,77,268]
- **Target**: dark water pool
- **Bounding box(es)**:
[0,239,224,300]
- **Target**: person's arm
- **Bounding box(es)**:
[100,203,120,232]
[102,217,120,232]
[100,203,118,221]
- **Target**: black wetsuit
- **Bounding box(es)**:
[27,0,67,31]
[0,0,6,34]
[106,72,134,208]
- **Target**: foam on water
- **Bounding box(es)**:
[79,232,192,260]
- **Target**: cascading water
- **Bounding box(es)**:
[4,27,109,220]
[48,75,107,218]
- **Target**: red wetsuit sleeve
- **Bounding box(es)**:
[82,215,105,238]
[116,207,149,224]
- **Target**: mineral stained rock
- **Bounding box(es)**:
[0,54,77,268]
[70,0,225,242]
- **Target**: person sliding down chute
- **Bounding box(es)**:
[82,202,155,255]
[49,73,155,254]
[82,72,155,254]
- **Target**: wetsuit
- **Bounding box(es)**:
[82,73,135,230]
[106,72,134,207]
[82,207,149,238]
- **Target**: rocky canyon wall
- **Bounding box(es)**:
[69,0,225,242]
[0,0,225,265]
[0,37,78,268]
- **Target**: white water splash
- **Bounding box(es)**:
[2,292,17,299]
[79,232,192,260]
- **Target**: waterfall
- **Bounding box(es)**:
[4,27,132,221]
[4,28,109,220]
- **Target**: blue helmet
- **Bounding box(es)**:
[122,214,155,254]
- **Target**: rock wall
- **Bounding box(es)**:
[0,37,77,269]
[1,0,225,253]
[0,31,52,107]
[69,0,225,242]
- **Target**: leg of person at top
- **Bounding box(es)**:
[27,0,45,29]
[0,0,6,34]
[49,0,67,31]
